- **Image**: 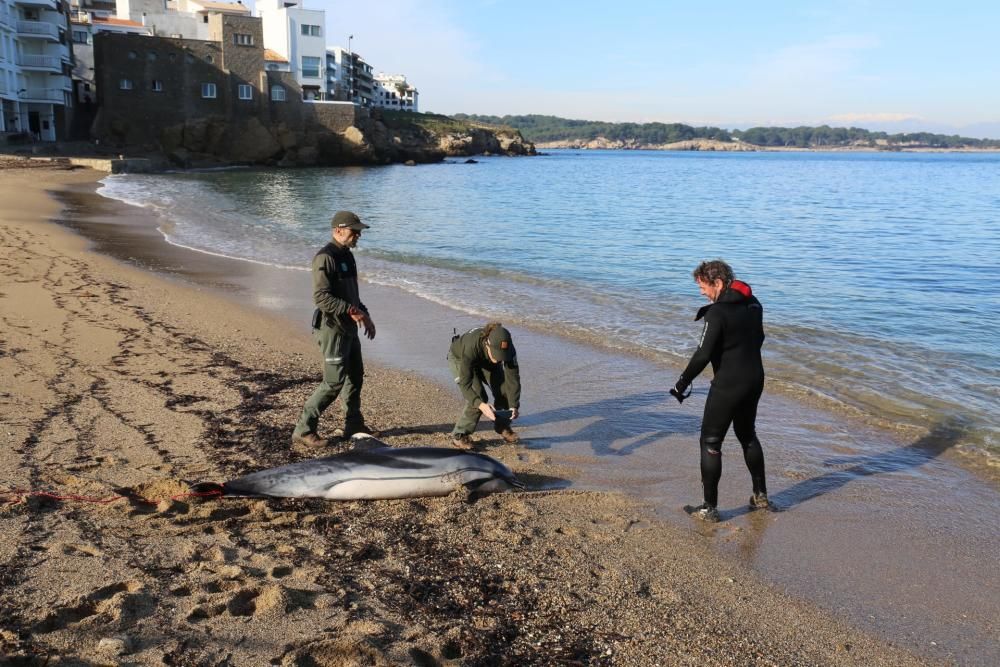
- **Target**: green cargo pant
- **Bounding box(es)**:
[294,325,364,438]
[448,353,511,437]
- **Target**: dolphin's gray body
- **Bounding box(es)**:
[223,438,522,500]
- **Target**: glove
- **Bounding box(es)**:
[670,377,691,404]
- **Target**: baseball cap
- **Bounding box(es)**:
[486,325,514,363]
[331,210,370,230]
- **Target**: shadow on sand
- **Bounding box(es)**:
[727,416,969,521]
[519,390,701,457]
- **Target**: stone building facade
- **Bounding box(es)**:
[92,13,366,164]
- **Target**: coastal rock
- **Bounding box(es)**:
[167,147,192,168]
[95,106,531,167]
[160,124,184,154]
[342,125,368,148]
[276,123,299,151]
[297,146,319,166]
[227,118,282,163]
[182,119,211,153]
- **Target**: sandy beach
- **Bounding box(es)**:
[0,164,948,665]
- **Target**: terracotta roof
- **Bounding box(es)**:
[264,49,288,63]
[196,1,251,14]
[92,16,147,28]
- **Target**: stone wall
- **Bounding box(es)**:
[93,33,228,147]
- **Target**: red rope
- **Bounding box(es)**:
[0,488,223,506]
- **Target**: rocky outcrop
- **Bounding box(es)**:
[94,106,533,168]
[373,112,535,162]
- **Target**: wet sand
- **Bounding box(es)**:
[0,165,987,665]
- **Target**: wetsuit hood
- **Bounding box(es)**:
[695,280,754,320]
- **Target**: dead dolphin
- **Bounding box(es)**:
[222,436,523,500]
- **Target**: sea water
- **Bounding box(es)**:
[98,149,1000,463]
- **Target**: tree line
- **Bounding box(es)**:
[454,114,1000,149]
[454,114,731,144]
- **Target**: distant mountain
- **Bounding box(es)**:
[455,114,1000,150]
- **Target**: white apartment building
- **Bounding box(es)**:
[0,0,73,141]
[255,0,324,100]
[325,44,372,106]
[373,73,416,112]
[115,0,248,41]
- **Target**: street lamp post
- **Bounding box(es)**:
[347,34,353,103]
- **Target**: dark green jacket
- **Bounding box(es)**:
[313,241,367,333]
[449,327,521,408]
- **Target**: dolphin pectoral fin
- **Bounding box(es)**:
[463,476,519,493]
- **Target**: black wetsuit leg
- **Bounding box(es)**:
[699,386,733,507]
[731,380,767,496]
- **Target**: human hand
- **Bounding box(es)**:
[361,314,376,340]
[670,378,690,404]
[478,402,496,420]
[511,407,519,420]
[347,305,365,322]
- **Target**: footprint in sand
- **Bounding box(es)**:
[33,581,146,633]
[59,543,103,557]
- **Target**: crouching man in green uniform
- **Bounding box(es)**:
[292,211,376,448]
[448,322,521,448]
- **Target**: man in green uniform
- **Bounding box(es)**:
[447,322,521,448]
[292,211,376,448]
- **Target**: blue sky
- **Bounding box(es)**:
[272,0,1000,138]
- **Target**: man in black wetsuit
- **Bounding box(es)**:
[673,260,770,522]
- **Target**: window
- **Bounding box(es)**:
[119,79,133,90]
[301,56,320,78]
[233,33,253,46]
[206,55,213,63]
[72,30,89,44]
[201,82,217,98]
[270,85,286,101]
[300,24,321,37]
[238,84,252,100]
[128,51,137,59]
[148,51,157,61]
[151,80,163,92]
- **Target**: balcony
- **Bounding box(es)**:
[0,9,16,30]
[15,0,58,9]
[21,88,66,103]
[18,53,61,72]
[17,20,60,41]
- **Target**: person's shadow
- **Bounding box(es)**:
[518,390,702,457]
[731,416,969,519]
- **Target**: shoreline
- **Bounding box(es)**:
[0,167,941,665]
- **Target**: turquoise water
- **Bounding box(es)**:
[99,150,1000,458]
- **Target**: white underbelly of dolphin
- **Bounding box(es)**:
[223,444,522,500]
